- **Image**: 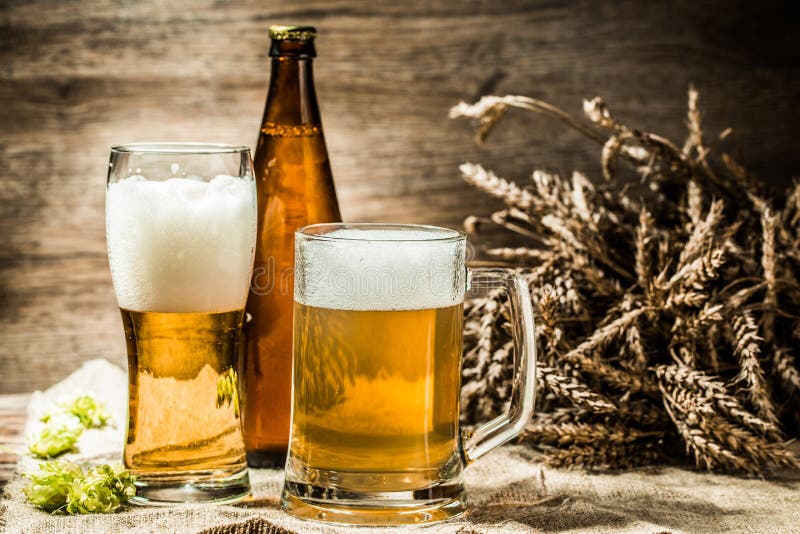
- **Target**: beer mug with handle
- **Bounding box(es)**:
[282,223,536,525]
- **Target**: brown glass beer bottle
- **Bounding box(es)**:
[244,25,341,466]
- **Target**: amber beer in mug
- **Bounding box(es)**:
[282,224,537,525]
[106,143,256,504]
[292,305,463,473]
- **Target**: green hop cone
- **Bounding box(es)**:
[65,464,136,514]
[28,415,84,458]
[216,368,240,418]
[23,461,136,514]
[42,394,113,428]
[22,460,84,512]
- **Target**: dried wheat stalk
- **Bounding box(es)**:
[454,88,800,474]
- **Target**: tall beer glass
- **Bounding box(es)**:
[106,143,256,504]
[283,223,536,525]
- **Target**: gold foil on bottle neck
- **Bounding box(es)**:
[269,25,316,41]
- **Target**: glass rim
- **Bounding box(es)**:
[110,142,251,155]
[297,222,466,243]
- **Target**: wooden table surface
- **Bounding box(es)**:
[0,393,31,484]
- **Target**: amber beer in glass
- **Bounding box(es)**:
[244,25,341,467]
[282,223,537,525]
[106,143,256,504]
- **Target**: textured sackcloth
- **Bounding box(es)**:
[2,360,800,534]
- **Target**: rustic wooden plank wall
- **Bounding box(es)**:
[1,0,799,392]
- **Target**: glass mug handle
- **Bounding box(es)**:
[461,268,537,464]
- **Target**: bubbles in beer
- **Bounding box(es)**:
[295,227,466,311]
[106,175,256,313]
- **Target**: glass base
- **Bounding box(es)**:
[281,480,467,526]
[246,449,287,468]
[129,467,251,506]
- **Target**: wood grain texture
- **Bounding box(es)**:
[0,393,29,484]
[1,0,799,392]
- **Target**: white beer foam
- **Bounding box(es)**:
[106,175,256,313]
[295,227,466,311]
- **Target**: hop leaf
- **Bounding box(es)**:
[28,415,84,458]
[42,394,113,428]
[23,461,136,514]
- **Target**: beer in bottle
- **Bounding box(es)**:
[243,25,341,467]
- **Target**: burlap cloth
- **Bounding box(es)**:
[2,360,799,533]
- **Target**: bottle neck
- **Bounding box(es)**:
[264,56,321,127]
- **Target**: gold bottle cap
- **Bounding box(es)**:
[269,25,316,41]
